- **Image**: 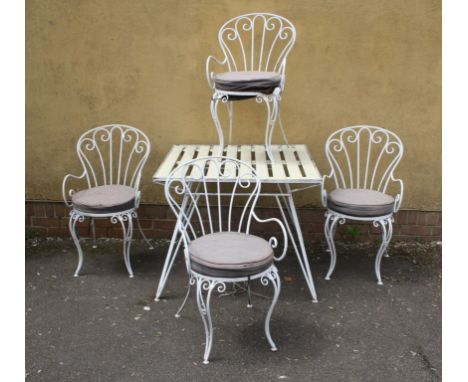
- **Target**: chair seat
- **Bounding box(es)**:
[71,185,136,214]
[327,188,395,217]
[188,232,274,278]
[214,71,282,94]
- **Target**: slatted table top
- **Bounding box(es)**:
[153,144,322,184]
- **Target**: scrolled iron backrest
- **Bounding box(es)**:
[218,13,296,74]
[325,125,403,193]
[77,124,150,190]
[165,156,261,245]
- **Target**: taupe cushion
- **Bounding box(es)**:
[214,71,282,94]
[188,232,274,277]
[327,188,395,217]
[72,185,136,214]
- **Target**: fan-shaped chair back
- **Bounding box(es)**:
[218,13,296,74]
[324,125,403,193]
[165,157,261,244]
[76,124,150,190]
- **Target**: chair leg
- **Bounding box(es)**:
[276,103,290,146]
[175,277,193,318]
[324,213,341,280]
[210,96,224,156]
[262,95,279,162]
[226,100,233,144]
[116,213,134,278]
[195,278,219,364]
[90,218,97,249]
[246,277,253,308]
[134,212,154,250]
[69,212,85,277]
[374,217,393,285]
[263,267,281,352]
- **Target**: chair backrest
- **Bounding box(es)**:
[76,124,151,190]
[165,156,261,245]
[217,13,296,74]
[324,125,403,193]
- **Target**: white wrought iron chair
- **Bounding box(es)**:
[321,125,404,284]
[62,124,153,277]
[206,13,296,161]
[165,156,288,364]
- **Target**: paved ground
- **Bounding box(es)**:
[26,238,441,382]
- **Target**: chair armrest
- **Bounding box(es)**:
[321,171,334,208]
[389,175,404,213]
[62,171,87,207]
[251,211,288,261]
[206,55,228,89]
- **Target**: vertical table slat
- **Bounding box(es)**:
[253,145,269,180]
[270,146,287,179]
[189,145,211,178]
[294,145,321,180]
[282,145,303,178]
[153,145,183,179]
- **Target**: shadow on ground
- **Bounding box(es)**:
[26,238,441,382]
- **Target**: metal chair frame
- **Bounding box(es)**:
[62,124,153,277]
[321,125,404,284]
[164,156,287,364]
[206,13,296,161]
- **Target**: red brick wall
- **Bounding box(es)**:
[25,201,442,242]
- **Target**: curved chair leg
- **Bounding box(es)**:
[69,212,85,277]
[175,278,193,318]
[261,95,279,162]
[246,280,253,308]
[263,268,281,351]
[266,95,280,156]
[276,103,290,146]
[374,217,393,285]
[226,101,233,144]
[116,213,134,278]
[90,218,97,249]
[133,212,154,250]
[210,95,225,156]
[324,213,341,280]
[196,278,218,364]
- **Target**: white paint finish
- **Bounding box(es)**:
[153,144,322,184]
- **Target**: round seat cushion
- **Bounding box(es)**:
[214,71,282,94]
[71,185,136,214]
[188,232,274,278]
[327,188,395,217]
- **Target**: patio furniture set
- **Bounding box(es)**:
[61,13,404,364]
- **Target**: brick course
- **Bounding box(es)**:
[25,201,442,242]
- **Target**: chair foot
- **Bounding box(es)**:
[129,274,134,278]
[73,273,79,278]
[154,297,160,302]
[203,360,209,365]
[246,304,253,309]
[271,347,278,352]
[324,276,331,281]
[312,299,318,303]
[377,281,383,286]
[175,313,181,318]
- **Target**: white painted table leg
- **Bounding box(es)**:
[280,184,318,302]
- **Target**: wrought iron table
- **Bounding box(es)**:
[152,144,322,302]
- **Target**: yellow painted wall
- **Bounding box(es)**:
[26,0,441,210]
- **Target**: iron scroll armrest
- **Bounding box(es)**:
[206,55,228,89]
[321,171,334,208]
[251,211,288,262]
[62,171,87,207]
[389,175,404,213]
